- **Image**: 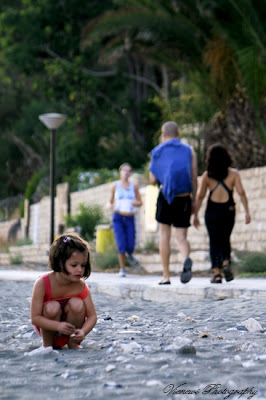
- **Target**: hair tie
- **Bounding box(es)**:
[63,236,71,243]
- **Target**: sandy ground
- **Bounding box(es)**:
[0,280,265,400]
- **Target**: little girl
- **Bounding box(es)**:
[31,233,97,349]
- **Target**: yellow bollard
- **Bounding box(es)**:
[96,225,115,253]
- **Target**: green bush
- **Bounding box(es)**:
[65,203,106,241]
[238,252,266,275]
[19,201,25,218]
[93,246,119,271]
[25,171,44,200]
[0,238,9,253]
[142,239,158,252]
[10,253,23,265]
[15,238,33,246]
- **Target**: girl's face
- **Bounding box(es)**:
[65,251,87,280]
[120,165,132,179]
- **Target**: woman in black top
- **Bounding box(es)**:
[193,144,250,283]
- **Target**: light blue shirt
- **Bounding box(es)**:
[115,181,135,213]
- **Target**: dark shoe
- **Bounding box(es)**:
[127,254,139,266]
[180,257,192,284]
[211,273,222,284]
[223,265,234,281]
[158,280,171,285]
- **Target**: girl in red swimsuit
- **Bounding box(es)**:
[31,233,97,349]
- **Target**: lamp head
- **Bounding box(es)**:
[39,113,67,130]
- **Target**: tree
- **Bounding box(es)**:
[0,0,158,201]
[82,0,266,169]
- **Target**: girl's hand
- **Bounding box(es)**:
[58,322,75,336]
[245,212,251,224]
[70,329,85,343]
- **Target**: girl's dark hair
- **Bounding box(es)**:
[49,233,91,279]
[206,143,232,181]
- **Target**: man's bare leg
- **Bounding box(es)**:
[174,227,190,259]
[159,223,171,282]
[174,227,192,283]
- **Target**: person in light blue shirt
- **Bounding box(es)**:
[109,163,142,277]
[149,121,197,285]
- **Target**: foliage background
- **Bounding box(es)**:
[0,0,265,219]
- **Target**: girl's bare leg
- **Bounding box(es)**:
[41,301,61,347]
[64,298,85,349]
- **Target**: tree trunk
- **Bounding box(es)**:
[203,85,266,169]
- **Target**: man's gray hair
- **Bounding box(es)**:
[162,121,179,138]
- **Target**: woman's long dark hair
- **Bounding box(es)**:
[206,143,232,181]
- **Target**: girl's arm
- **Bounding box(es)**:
[133,184,142,207]
[193,172,208,229]
[234,171,251,224]
[31,278,61,332]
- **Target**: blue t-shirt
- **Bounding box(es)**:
[149,138,192,204]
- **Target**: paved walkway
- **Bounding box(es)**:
[0,268,265,302]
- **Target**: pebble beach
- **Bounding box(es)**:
[0,279,266,400]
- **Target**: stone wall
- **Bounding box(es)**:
[139,166,266,254]
[0,167,265,265]
[0,219,25,244]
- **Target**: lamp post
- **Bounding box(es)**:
[39,113,67,244]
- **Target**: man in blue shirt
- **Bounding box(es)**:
[149,121,197,284]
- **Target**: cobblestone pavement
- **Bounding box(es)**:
[0,279,265,400]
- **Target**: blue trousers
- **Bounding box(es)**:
[112,212,135,254]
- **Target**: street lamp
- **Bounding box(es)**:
[39,113,67,244]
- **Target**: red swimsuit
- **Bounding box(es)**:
[34,273,89,348]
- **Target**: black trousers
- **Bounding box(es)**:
[205,201,235,269]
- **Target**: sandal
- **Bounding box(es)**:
[180,257,193,284]
[223,265,234,282]
[158,280,171,285]
[210,273,222,284]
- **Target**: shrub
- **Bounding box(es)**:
[19,201,25,218]
[15,238,33,246]
[93,246,119,271]
[10,253,23,265]
[0,238,9,253]
[142,239,158,252]
[65,203,106,241]
[25,171,44,200]
[238,252,266,275]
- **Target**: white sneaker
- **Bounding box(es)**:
[119,269,126,277]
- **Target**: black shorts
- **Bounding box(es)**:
[156,191,191,228]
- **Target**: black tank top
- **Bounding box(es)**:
[208,181,235,207]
